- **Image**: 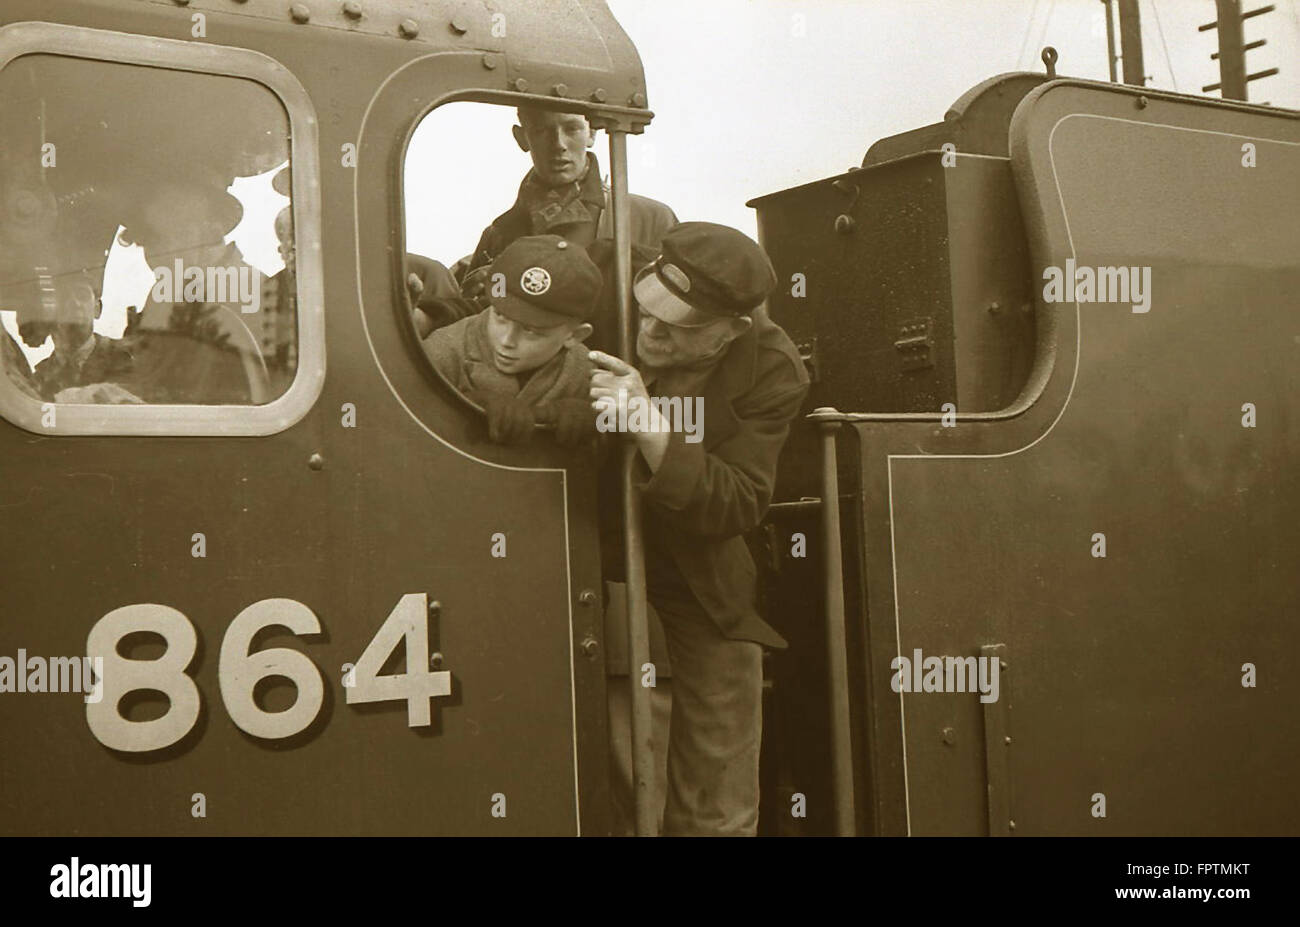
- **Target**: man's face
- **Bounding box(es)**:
[517,111,595,186]
[484,304,578,376]
[636,308,741,369]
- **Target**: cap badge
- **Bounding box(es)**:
[661,262,691,293]
[520,266,552,295]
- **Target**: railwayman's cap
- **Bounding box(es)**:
[633,221,777,327]
[489,235,602,329]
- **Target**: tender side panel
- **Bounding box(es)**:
[886,87,1300,835]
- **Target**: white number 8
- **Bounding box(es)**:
[86,604,201,753]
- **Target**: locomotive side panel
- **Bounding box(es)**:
[0,0,628,836]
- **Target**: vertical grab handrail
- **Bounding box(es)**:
[815,407,856,835]
[608,130,656,837]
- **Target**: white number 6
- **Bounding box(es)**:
[219,598,324,740]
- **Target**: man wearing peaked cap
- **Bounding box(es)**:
[422,234,602,444]
[591,221,810,836]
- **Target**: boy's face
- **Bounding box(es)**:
[485,304,580,376]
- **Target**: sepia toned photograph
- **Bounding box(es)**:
[0,0,1295,899]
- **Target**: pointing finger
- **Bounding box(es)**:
[588,350,634,376]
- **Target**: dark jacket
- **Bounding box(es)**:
[463,153,677,278]
[602,310,810,649]
[32,333,135,401]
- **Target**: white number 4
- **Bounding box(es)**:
[345,593,451,726]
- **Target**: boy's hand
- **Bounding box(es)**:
[470,392,535,444]
[541,398,598,447]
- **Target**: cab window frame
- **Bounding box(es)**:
[399,95,613,428]
[0,21,325,437]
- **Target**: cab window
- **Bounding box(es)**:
[0,33,321,435]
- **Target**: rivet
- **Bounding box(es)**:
[428,599,442,615]
[1008,820,1017,831]
[512,78,529,92]
[941,727,956,745]
[290,3,310,23]
[552,83,568,97]
[450,15,469,34]
[578,589,597,607]
[591,88,607,103]
[481,53,500,70]
[342,1,363,19]
[308,452,324,470]
[1137,95,1149,109]
[580,637,599,659]
[834,214,855,234]
[1004,735,1012,745]
[430,651,444,668]
[988,301,1001,314]
[630,91,646,108]
[398,19,419,38]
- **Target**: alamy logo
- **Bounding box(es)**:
[596,390,703,444]
[50,858,151,908]
[151,259,262,314]
[1042,259,1152,313]
[890,648,1000,703]
[0,650,102,702]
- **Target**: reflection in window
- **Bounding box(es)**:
[0,54,296,405]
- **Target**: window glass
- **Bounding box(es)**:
[0,54,296,406]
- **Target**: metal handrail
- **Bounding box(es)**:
[816,407,856,835]
[608,130,655,837]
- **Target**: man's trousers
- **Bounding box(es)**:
[607,593,764,836]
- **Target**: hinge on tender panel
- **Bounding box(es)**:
[796,337,819,382]
[894,317,934,371]
[981,643,1013,836]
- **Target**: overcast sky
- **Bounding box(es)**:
[407,0,1300,261]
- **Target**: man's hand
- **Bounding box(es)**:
[588,350,649,420]
[460,266,494,302]
[588,350,669,471]
[469,391,535,444]
[405,272,425,306]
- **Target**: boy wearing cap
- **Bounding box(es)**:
[421,234,601,444]
[591,221,810,836]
